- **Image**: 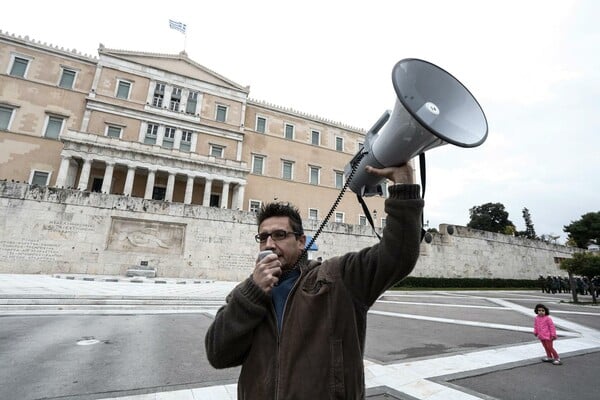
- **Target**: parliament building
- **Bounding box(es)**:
[0,30,390,228]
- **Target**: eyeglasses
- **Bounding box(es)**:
[255,230,299,243]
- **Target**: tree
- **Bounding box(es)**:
[519,207,537,239]
[539,234,560,244]
[563,211,600,249]
[560,252,600,304]
[467,202,514,234]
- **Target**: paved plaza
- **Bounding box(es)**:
[1,273,600,400]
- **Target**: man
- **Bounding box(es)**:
[205,163,423,399]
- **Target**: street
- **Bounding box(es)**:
[1,274,600,400]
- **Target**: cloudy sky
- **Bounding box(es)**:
[2,0,598,243]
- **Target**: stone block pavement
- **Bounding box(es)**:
[1,273,600,400]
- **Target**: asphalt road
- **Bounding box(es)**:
[1,275,599,400]
[0,314,239,400]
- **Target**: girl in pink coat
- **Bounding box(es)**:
[534,303,561,365]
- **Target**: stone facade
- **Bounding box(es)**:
[0,182,574,281]
[0,30,387,230]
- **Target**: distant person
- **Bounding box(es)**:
[205,163,423,399]
[533,303,561,365]
[538,275,546,293]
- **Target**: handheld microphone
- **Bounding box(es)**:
[257,250,273,261]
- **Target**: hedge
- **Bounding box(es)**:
[393,276,540,289]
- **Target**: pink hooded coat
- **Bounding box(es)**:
[534,315,557,340]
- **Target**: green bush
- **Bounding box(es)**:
[393,276,539,289]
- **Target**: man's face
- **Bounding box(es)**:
[258,216,306,270]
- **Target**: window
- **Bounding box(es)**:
[153,186,166,201]
[210,194,220,207]
[252,155,265,175]
[116,80,131,99]
[163,126,176,148]
[180,130,193,152]
[9,56,29,77]
[249,200,261,213]
[106,125,122,138]
[309,166,320,185]
[335,171,344,189]
[91,177,103,193]
[256,116,266,133]
[169,87,182,111]
[284,123,294,140]
[0,106,14,131]
[186,91,198,114]
[335,212,345,223]
[311,130,320,145]
[309,209,319,221]
[59,68,76,89]
[153,83,165,107]
[216,105,227,122]
[44,115,64,139]
[30,171,50,186]
[145,123,158,144]
[359,215,367,226]
[282,160,293,180]
[335,136,344,152]
[210,144,224,158]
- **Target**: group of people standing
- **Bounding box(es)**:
[539,275,600,296]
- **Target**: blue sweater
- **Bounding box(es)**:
[271,268,301,332]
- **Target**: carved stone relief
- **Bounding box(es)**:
[107,217,185,255]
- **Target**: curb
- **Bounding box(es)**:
[52,274,214,285]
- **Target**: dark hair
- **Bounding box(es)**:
[534,303,550,315]
[256,202,304,235]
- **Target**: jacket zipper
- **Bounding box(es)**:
[273,268,303,400]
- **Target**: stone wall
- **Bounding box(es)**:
[0,182,574,281]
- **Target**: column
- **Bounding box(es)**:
[156,126,165,147]
[190,132,198,153]
[123,165,136,196]
[220,181,230,208]
[163,86,173,109]
[236,141,243,161]
[184,176,194,204]
[165,172,175,202]
[101,162,114,194]
[55,155,72,188]
[77,158,92,191]
[233,183,245,210]
[174,129,182,150]
[202,178,213,206]
[144,169,156,199]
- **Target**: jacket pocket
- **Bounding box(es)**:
[331,339,345,399]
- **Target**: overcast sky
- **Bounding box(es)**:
[3,0,598,243]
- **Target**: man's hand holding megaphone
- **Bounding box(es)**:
[365,163,414,186]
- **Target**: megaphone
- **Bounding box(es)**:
[344,58,488,196]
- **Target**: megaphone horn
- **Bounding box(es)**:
[345,58,488,196]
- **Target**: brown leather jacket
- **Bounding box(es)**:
[205,184,423,399]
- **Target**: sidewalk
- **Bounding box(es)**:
[0,273,237,299]
[2,274,600,400]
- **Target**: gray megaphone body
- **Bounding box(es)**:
[344,58,488,196]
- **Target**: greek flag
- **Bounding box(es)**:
[169,19,187,34]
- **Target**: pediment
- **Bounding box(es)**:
[99,47,248,93]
